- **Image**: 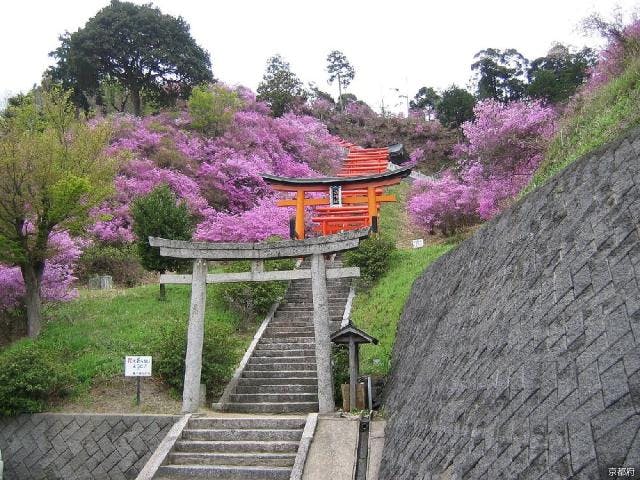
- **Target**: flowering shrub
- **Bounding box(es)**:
[0,231,83,310]
[409,100,556,233]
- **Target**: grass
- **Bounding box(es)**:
[350,243,454,376]
[0,284,254,403]
[527,58,640,193]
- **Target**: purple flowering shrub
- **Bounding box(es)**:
[408,100,556,233]
[0,231,83,310]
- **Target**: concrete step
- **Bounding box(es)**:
[242,370,317,379]
[237,377,318,386]
[173,439,299,453]
[222,402,318,413]
[187,417,306,430]
[182,428,303,442]
[168,452,297,467]
[263,327,315,336]
[156,464,291,479]
[235,384,317,394]
[249,355,316,364]
[245,362,316,372]
[230,393,318,403]
[259,336,315,343]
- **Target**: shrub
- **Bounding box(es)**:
[0,342,74,416]
[344,235,396,284]
[188,84,242,136]
[332,345,349,405]
[218,258,295,324]
[153,319,243,399]
[75,243,146,287]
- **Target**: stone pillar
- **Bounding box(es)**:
[349,338,358,412]
[182,258,207,413]
[310,253,335,413]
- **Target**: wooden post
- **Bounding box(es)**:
[349,337,358,412]
[367,186,377,225]
[310,253,335,413]
[295,188,305,240]
[182,258,207,413]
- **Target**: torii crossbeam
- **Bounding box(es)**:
[149,228,371,413]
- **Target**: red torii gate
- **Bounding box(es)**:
[263,166,413,239]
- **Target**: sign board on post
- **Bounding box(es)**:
[125,356,152,376]
[412,239,425,249]
[329,185,342,207]
[125,356,152,406]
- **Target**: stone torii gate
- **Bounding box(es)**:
[148,228,370,413]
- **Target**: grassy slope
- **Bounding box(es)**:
[528,59,640,191]
[1,284,252,401]
[350,181,456,375]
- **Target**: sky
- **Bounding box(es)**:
[1,0,639,113]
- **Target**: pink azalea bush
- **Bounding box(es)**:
[409,100,556,233]
[0,231,83,310]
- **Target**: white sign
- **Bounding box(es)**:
[412,239,425,249]
[125,356,152,377]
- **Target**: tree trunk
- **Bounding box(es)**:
[132,88,142,116]
[337,73,343,111]
[21,263,44,338]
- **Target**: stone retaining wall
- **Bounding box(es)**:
[0,413,178,479]
[381,130,640,478]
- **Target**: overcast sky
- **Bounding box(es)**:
[1,0,638,112]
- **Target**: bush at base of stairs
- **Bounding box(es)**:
[0,342,74,416]
[344,235,396,284]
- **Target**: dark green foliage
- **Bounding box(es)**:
[131,185,194,280]
[48,0,213,115]
[153,319,243,399]
[218,258,295,325]
[332,345,349,405]
[257,55,307,117]
[344,235,396,284]
[0,342,74,416]
[472,48,529,102]
[410,87,440,119]
[435,85,476,129]
[75,243,146,287]
[527,45,596,103]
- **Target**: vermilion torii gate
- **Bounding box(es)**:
[263,166,413,239]
[149,228,370,414]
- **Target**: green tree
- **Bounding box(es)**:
[436,85,476,129]
[257,55,307,117]
[472,48,529,102]
[131,185,194,300]
[0,88,116,337]
[527,44,596,103]
[188,84,243,136]
[48,0,213,115]
[326,50,356,110]
[410,87,441,120]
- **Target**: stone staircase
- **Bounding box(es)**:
[155,416,305,479]
[153,258,352,479]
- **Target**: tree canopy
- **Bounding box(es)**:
[472,48,529,102]
[0,89,117,336]
[436,86,476,129]
[48,0,213,115]
[410,87,441,120]
[257,55,307,117]
[326,50,355,109]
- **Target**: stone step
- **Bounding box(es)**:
[235,384,317,394]
[244,362,316,372]
[263,327,315,336]
[222,401,318,413]
[250,349,315,357]
[254,343,315,351]
[187,417,306,430]
[237,377,318,386]
[249,355,316,364]
[174,440,299,453]
[242,370,317,379]
[230,393,318,404]
[156,464,291,479]
[182,428,303,442]
[259,336,315,343]
[168,452,297,467]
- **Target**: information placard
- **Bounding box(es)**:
[412,238,425,249]
[124,356,152,377]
